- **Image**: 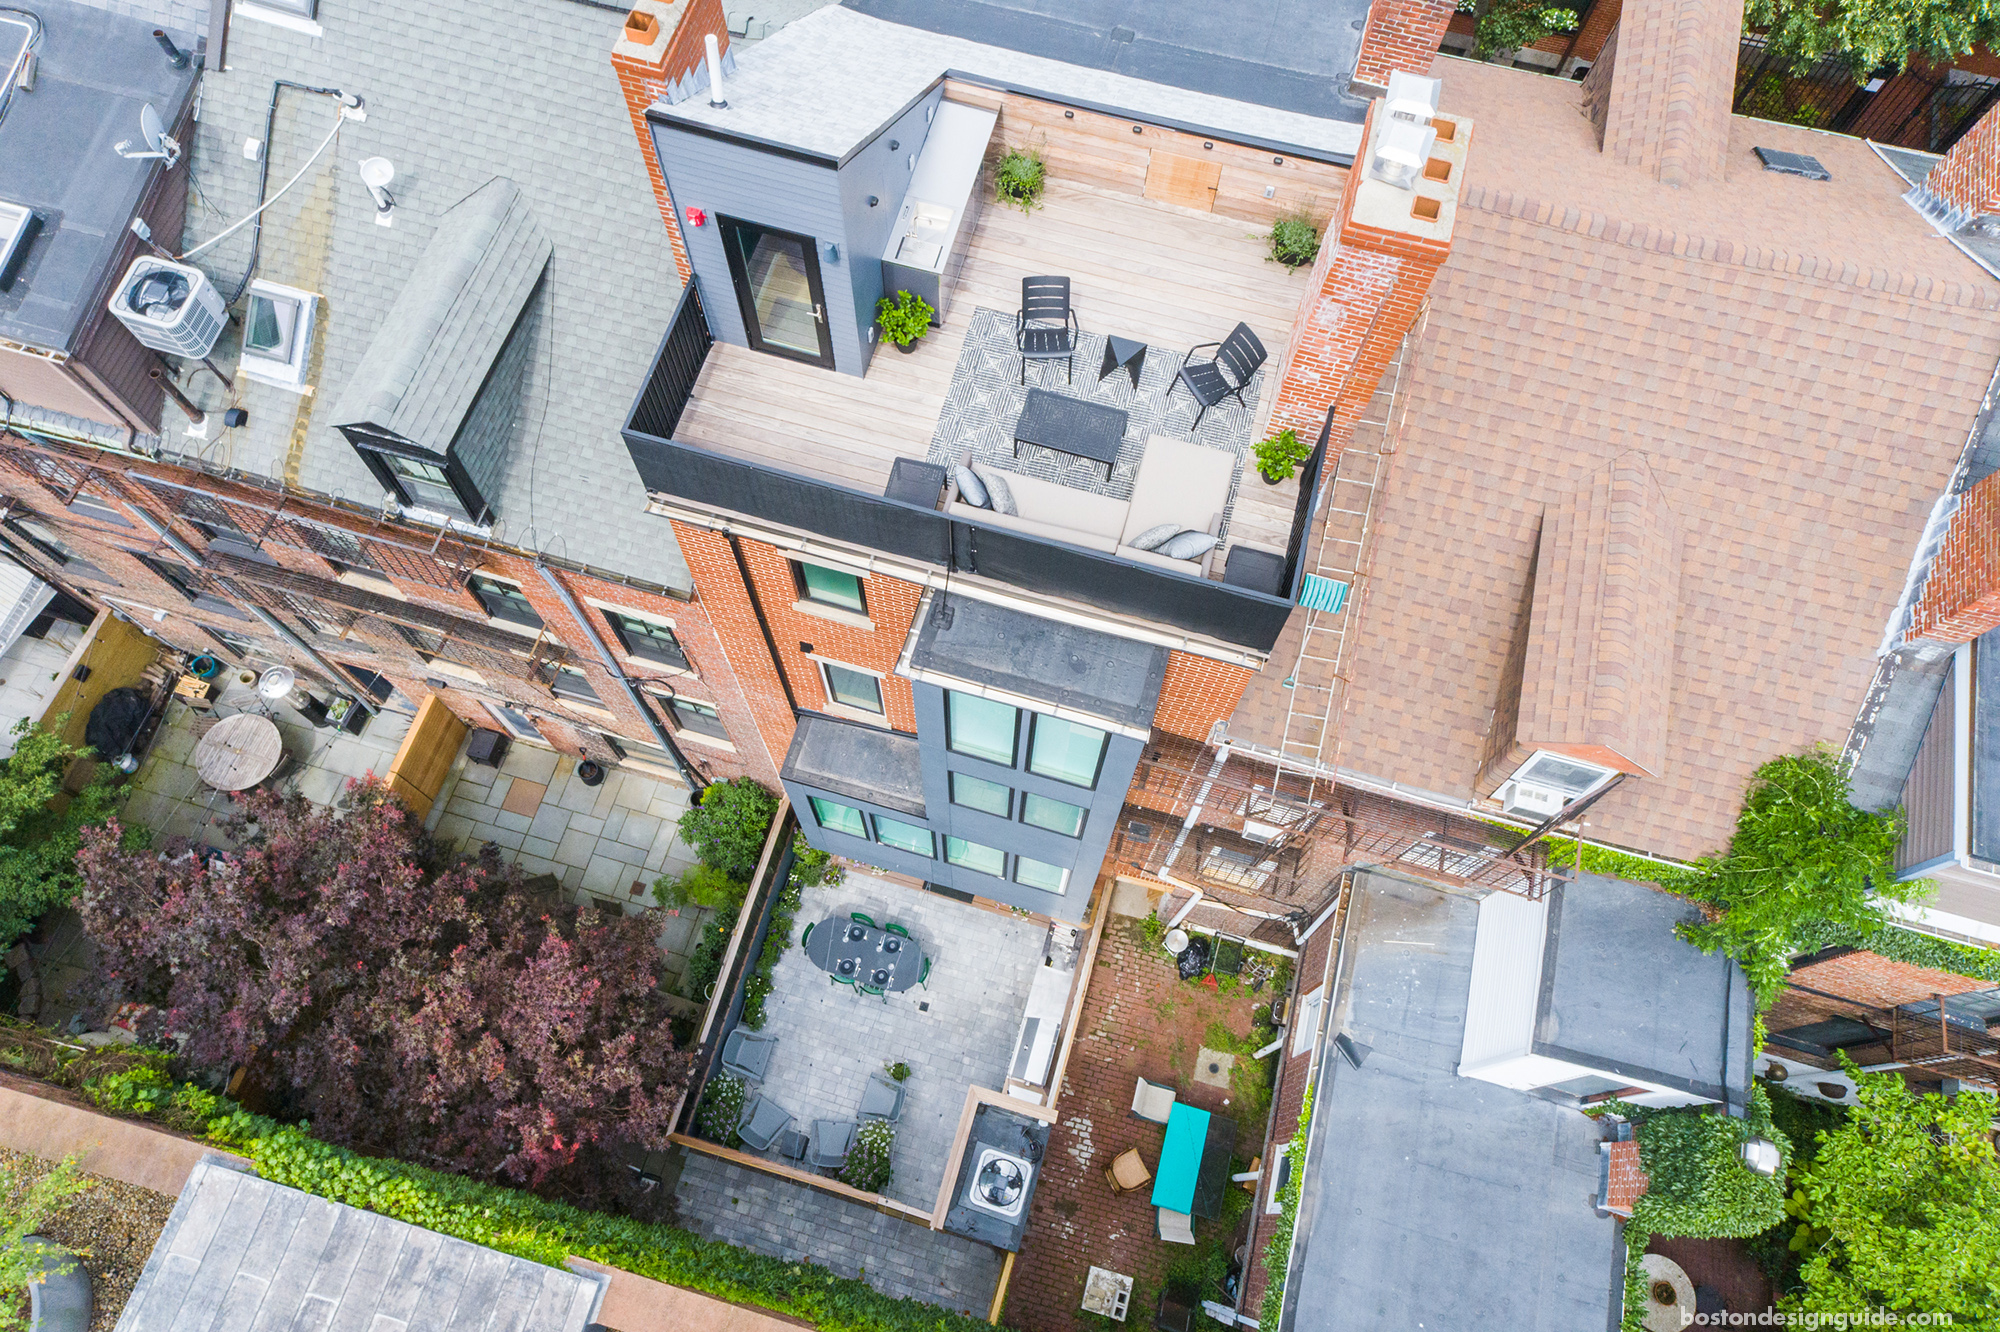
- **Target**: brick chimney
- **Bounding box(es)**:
[1266,96,1470,452]
[1587,0,1742,188]
[1352,0,1455,92]
[1909,469,2000,644]
[611,0,730,285]
[1909,99,2000,227]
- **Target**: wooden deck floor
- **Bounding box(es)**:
[673,177,1310,578]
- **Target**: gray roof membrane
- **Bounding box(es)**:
[115,1158,601,1332]
[1286,871,1621,1332]
[909,594,1167,729]
[1535,874,1752,1108]
[328,178,551,461]
[0,0,198,350]
[784,711,928,816]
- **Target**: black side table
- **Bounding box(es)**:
[1223,544,1287,596]
[1099,336,1147,391]
[884,457,949,509]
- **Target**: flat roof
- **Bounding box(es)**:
[1284,871,1621,1332]
[909,594,1168,730]
[1537,874,1753,1108]
[840,0,1370,125]
[0,0,198,351]
[650,6,1363,163]
[119,1158,601,1332]
[783,712,928,816]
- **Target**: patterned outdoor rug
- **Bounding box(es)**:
[925,308,1265,531]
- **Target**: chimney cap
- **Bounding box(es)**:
[1384,71,1441,124]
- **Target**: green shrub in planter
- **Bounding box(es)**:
[841,1118,895,1193]
[1266,209,1321,269]
[1253,428,1313,483]
[674,777,778,880]
[653,864,747,914]
[994,147,1046,213]
[874,290,934,349]
[698,1073,747,1147]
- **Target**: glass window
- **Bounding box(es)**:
[381,453,468,515]
[602,729,672,764]
[947,692,1017,765]
[822,662,884,713]
[951,771,1012,817]
[875,816,934,857]
[245,290,301,358]
[944,836,1005,877]
[468,575,544,629]
[667,695,730,740]
[488,702,544,742]
[202,624,257,660]
[3,517,114,584]
[794,561,866,613]
[604,610,689,670]
[1022,792,1087,837]
[550,667,604,707]
[1028,715,1108,787]
[1014,856,1069,894]
[809,796,867,839]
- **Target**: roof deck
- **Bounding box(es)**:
[625,174,1326,653]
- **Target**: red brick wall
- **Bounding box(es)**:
[610,0,731,286]
[1153,650,1255,743]
[1910,468,2000,643]
[1789,948,1992,1007]
[1929,97,2000,217]
[1354,0,1457,90]
[1267,100,1456,452]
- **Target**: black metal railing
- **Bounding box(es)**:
[1281,411,1332,601]
[629,281,714,442]
[1733,36,2000,153]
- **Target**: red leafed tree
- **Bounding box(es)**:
[75,784,694,1187]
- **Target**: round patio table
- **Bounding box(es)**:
[193,713,286,791]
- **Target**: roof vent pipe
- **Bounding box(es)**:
[152,29,190,69]
[705,32,727,108]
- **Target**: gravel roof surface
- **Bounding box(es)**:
[2,1147,175,1332]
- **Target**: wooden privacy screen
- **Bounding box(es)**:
[385,695,467,821]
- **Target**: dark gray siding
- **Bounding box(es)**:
[1899,658,1957,874]
[835,86,944,375]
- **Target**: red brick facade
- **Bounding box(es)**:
[1354,0,1457,91]
[1927,97,2000,218]
[611,0,731,286]
[1787,948,1991,1008]
[1153,651,1255,743]
[1910,468,2000,643]
[0,433,773,790]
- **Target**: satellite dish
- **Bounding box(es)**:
[357,157,396,218]
[114,104,181,165]
[257,666,297,700]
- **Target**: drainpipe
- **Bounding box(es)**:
[126,503,207,569]
[533,561,706,795]
[243,604,381,716]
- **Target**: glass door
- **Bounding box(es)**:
[718,216,835,367]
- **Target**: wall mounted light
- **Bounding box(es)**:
[1203,141,1214,150]
[1132,124,1143,134]
[889,139,900,151]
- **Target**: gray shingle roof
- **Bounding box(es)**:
[328,177,550,459]
[114,1158,602,1332]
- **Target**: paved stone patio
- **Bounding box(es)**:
[670,1148,1003,1317]
[740,869,1050,1211]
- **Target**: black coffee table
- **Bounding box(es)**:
[1013,389,1128,481]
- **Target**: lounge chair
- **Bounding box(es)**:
[1132,1076,1176,1124]
[859,1071,906,1123]
[1015,275,1079,384]
[1156,1207,1196,1245]
[1105,1147,1152,1194]
[1168,322,1267,429]
[808,1119,856,1169]
[719,1027,777,1082]
[736,1095,794,1152]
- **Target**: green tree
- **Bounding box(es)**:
[1678,747,1924,1005]
[1,1153,93,1332]
[1748,0,2000,78]
[1784,1067,2000,1326]
[673,777,778,880]
[0,719,137,954]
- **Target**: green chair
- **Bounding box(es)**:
[851,911,878,929]
[857,982,887,1002]
[918,956,933,989]
[831,973,856,989]
[801,921,815,949]
[885,921,911,939]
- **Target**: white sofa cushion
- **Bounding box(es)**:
[949,501,1120,553]
[1121,434,1239,545]
[992,469,1130,542]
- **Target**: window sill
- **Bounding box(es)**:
[820,701,891,729]
[624,655,696,680]
[232,2,324,37]
[674,729,736,753]
[792,600,874,632]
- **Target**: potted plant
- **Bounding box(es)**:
[884,1060,911,1083]
[994,146,1046,213]
[3,1155,93,1332]
[875,289,934,354]
[1253,428,1312,484]
[1265,208,1321,269]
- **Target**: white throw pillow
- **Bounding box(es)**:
[1128,522,1182,552]
[1159,530,1220,561]
[954,465,990,508]
[972,464,1018,516]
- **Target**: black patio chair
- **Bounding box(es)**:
[1168,322,1267,429]
[1015,275,1079,385]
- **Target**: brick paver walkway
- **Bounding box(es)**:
[1004,918,1278,1329]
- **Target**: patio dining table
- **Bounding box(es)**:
[805,915,925,993]
[1150,1102,1237,1220]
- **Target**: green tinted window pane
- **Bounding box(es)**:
[809,796,866,839]
[944,836,1005,877]
[1015,856,1069,894]
[1028,715,1108,787]
[823,663,884,713]
[947,692,1017,765]
[875,816,934,857]
[950,772,1011,817]
[798,562,865,612]
[1021,792,1087,837]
